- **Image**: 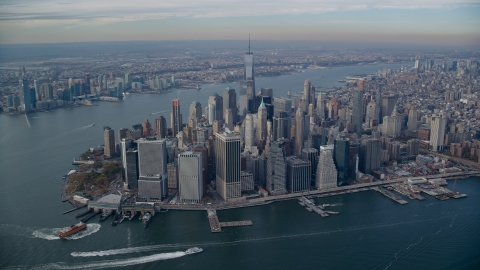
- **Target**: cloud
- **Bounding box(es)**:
[0,0,478,29]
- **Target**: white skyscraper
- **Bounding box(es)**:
[315,149,337,190]
[256,98,267,140]
[316,92,325,120]
[178,151,203,203]
[244,113,255,151]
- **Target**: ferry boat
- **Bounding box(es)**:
[59,222,87,238]
[185,247,203,254]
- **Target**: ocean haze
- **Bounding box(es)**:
[0,2,478,45]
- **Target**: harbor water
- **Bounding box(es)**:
[1,63,479,269]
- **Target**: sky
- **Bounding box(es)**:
[0,0,479,45]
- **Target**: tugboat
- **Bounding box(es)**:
[59,222,87,238]
[142,213,152,228]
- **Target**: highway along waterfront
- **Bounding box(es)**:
[1,63,479,270]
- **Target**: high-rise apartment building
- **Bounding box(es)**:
[430,113,447,151]
[215,131,241,201]
[295,109,305,157]
[178,151,204,203]
[154,116,167,139]
[103,126,115,158]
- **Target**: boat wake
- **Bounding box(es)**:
[22,250,194,270]
[32,224,100,240]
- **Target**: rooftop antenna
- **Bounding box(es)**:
[248,33,251,54]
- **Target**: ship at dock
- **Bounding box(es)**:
[59,222,87,238]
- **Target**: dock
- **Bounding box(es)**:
[62,204,86,215]
[392,185,425,201]
[80,211,99,223]
[298,197,331,217]
[373,187,408,205]
[207,209,222,233]
[219,220,253,227]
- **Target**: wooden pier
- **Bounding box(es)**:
[373,187,408,205]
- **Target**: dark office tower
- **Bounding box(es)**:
[125,149,139,189]
[286,156,311,193]
[348,143,360,180]
[215,130,241,201]
[223,87,237,124]
[118,128,129,140]
[171,99,182,136]
[142,119,152,138]
[272,112,291,141]
[451,61,458,71]
[267,141,287,195]
[407,139,420,156]
[273,97,292,117]
[303,80,312,104]
[302,148,318,180]
[154,116,167,139]
[137,138,168,200]
[359,138,381,174]
[381,95,397,122]
[208,93,223,123]
[261,87,273,98]
[352,87,364,137]
[295,109,305,157]
[103,126,115,158]
[19,79,32,112]
[189,101,202,119]
[334,139,350,186]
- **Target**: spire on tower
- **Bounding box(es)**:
[248,33,251,54]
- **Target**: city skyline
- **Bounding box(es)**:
[0,1,479,45]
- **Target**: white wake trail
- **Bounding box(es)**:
[32,251,190,270]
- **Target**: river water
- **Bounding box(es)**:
[1,63,479,270]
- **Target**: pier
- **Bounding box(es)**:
[207,209,222,233]
[62,204,86,215]
[206,209,253,232]
[219,220,253,228]
[373,187,409,205]
[80,211,99,223]
[298,197,331,217]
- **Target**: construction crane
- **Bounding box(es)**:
[450,177,458,197]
